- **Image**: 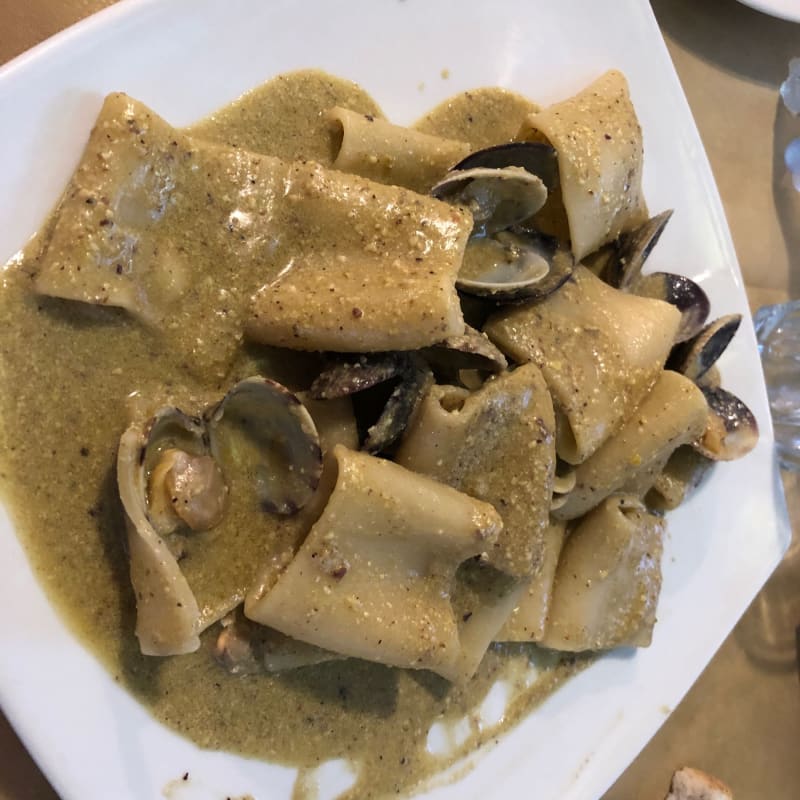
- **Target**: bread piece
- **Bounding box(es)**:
[665,767,733,800]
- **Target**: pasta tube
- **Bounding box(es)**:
[485,266,680,464]
[553,370,708,520]
[328,106,470,193]
[518,70,648,260]
[245,445,504,682]
[541,495,664,651]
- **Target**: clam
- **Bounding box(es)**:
[118,377,323,655]
[421,324,508,385]
[630,272,710,343]
[431,143,574,302]
[667,314,742,381]
[664,314,758,461]
[135,408,227,537]
[205,377,323,516]
[602,208,757,465]
[602,211,711,343]
[309,354,435,453]
[603,210,673,289]
[456,230,574,302]
[451,141,560,191]
[695,385,759,461]
[364,359,433,454]
[431,166,548,236]
[123,378,323,534]
[309,354,406,400]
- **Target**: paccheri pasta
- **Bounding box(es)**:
[0,69,758,798]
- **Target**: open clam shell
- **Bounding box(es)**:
[432,143,575,303]
[603,210,673,289]
[668,314,742,381]
[456,229,574,302]
[364,359,434,454]
[206,377,322,516]
[631,272,711,343]
[663,314,756,461]
[117,407,209,655]
[118,378,323,655]
[421,325,508,384]
[119,406,228,541]
[142,409,227,536]
[310,354,407,400]
[451,142,560,191]
[599,210,709,343]
[431,166,548,236]
[695,385,759,461]
[309,354,437,453]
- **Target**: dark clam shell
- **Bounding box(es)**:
[631,272,710,342]
[603,210,673,289]
[309,354,407,400]
[696,364,721,390]
[422,325,507,379]
[451,142,559,192]
[456,230,574,303]
[668,314,742,382]
[433,143,574,304]
[364,359,433,454]
[310,354,435,454]
[457,291,496,331]
[695,385,759,461]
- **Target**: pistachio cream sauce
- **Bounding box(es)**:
[0,71,585,799]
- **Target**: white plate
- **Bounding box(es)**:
[0,1,791,799]
[736,0,800,23]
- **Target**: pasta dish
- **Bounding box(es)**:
[0,68,757,798]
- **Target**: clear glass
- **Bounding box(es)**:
[754,300,800,470]
[780,56,800,116]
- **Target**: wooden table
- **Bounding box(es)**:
[1,1,798,798]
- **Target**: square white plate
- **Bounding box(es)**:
[0,1,790,799]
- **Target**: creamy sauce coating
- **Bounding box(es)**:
[0,70,584,799]
[414,87,539,149]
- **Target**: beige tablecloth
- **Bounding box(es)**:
[0,1,798,798]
